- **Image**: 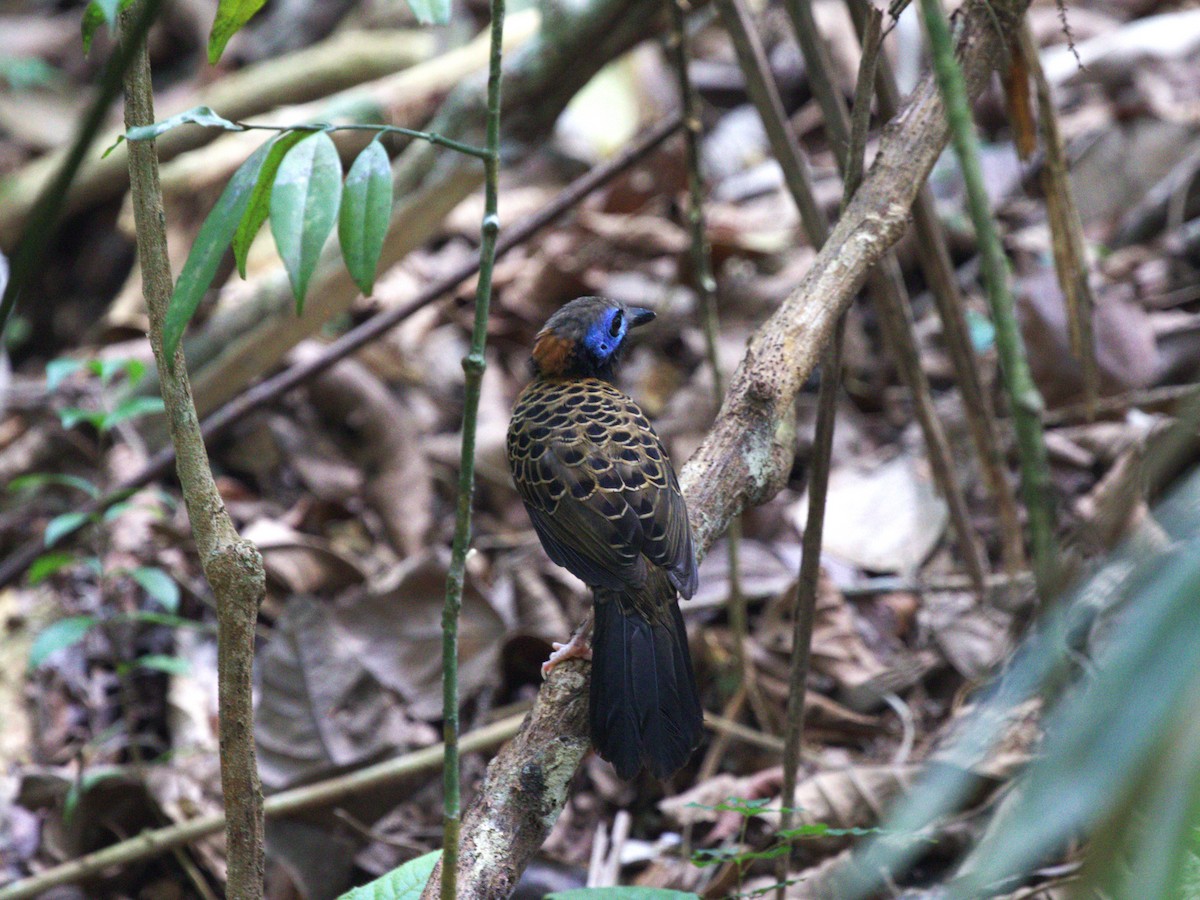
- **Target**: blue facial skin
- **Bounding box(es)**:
[582,307,628,361]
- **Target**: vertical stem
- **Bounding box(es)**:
[666,0,721,399]
[847,0,1028,580]
[776,21,875,898]
[777,0,988,595]
[776,323,843,900]
[1019,21,1098,419]
[713,0,828,246]
[920,0,1057,597]
[120,6,265,898]
[666,0,751,708]
[441,1,505,896]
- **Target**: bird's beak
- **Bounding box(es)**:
[628,307,656,328]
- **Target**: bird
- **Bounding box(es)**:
[506,295,703,780]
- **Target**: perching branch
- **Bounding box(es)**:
[119,6,266,898]
[436,0,1032,894]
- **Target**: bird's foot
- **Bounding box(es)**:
[541,633,593,678]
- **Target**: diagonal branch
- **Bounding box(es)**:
[432,0,1031,895]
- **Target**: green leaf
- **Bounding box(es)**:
[8,473,99,498]
[81,0,133,55]
[270,131,343,312]
[100,133,125,158]
[46,358,85,391]
[338,850,441,900]
[165,139,274,366]
[232,130,313,278]
[547,890,700,899]
[404,0,451,26]
[45,512,90,546]
[135,654,191,675]
[125,105,244,144]
[339,140,393,296]
[28,553,77,584]
[121,610,215,632]
[59,407,107,430]
[208,0,269,64]
[29,616,95,668]
[102,502,134,523]
[100,396,165,431]
[0,56,60,91]
[96,357,145,385]
[131,567,180,613]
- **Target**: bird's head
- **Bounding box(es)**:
[530,296,656,380]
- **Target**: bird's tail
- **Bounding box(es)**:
[590,574,702,780]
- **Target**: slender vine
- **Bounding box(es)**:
[440,0,506,895]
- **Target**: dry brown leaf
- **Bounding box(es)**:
[333,549,511,719]
[808,574,891,705]
[242,518,367,597]
[923,591,1014,681]
[795,454,949,575]
[1018,272,1159,407]
[301,345,435,557]
[690,539,801,610]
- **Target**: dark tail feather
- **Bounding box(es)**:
[590,592,702,780]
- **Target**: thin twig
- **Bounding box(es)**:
[119,5,265,896]
[0,115,684,591]
[1043,383,1200,427]
[665,0,719,384]
[844,8,883,201]
[440,1,506,895]
[0,714,525,900]
[713,0,827,245]
[665,0,752,731]
[777,20,879,897]
[920,0,1058,598]
[704,710,789,754]
[840,570,1034,597]
[847,0,1028,579]
[1019,21,1098,419]
[136,120,494,161]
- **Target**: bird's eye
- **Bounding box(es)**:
[609,309,624,338]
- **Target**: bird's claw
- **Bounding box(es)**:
[541,635,593,678]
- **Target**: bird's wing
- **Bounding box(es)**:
[607,414,698,599]
[508,379,697,597]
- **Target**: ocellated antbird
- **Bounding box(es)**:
[506,296,703,780]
